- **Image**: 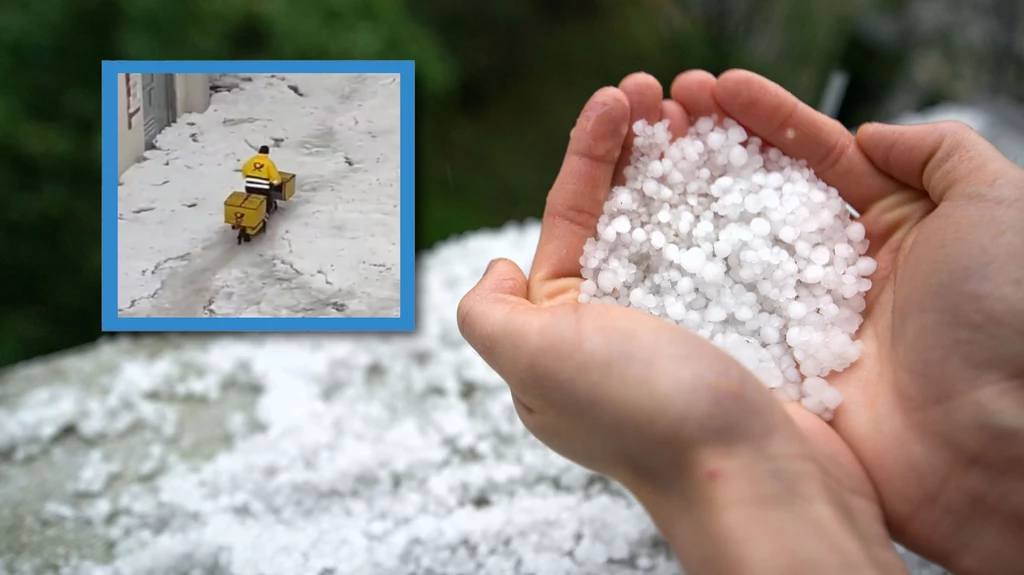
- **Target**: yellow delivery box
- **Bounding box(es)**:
[275,172,297,202]
[224,192,267,229]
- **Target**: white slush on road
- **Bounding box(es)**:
[579,118,877,420]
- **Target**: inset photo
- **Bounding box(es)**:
[101,61,414,331]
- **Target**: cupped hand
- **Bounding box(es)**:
[709,71,1024,575]
[458,72,907,574]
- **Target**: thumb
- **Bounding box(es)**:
[855,120,1022,204]
[457,258,538,372]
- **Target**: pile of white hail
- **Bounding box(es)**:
[0,222,945,575]
[579,117,877,420]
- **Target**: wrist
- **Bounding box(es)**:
[630,446,908,575]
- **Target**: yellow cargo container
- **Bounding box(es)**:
[224,192,267,228]
[276,171,296,202]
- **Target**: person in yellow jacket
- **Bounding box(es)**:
[241,145,281,214]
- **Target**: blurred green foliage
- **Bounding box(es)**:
[0,0,1012,368]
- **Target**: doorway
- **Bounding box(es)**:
[141,73,176,149]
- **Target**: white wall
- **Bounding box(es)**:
[174,73,212,117]
[117,73,145,178]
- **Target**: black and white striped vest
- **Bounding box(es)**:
[245,175,271,190]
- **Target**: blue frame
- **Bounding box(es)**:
[101,60,415,332]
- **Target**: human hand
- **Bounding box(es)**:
[458,72,909,575]
[706,71,1024,575]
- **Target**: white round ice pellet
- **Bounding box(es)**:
[611,215,631,234]
[743,193,764,214]
[695,220,714,237]
[647,160,664,178]
[707,130,727,150]
[835,243,855,259]
[630,287,647,307]
[650,230,666,249]
[702,262,725,284]
[713,240,732,258]
[705,304,727,323]
[726,124,747,143]
[734,305,754,322]
[675,276,695,294]
[846,221,866,242]
[750,217,771,236]
[855,256,877,277]
[777,226,798,243]
[810,245,831,266]
[596,269,620,293]
[663,243,680,262]
[787,300,808,320]
[728,145,749,167]
[803,264,824,284]
[680,247,706,274]
[665,300,686,320]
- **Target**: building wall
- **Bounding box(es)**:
[117,73,146,177]
[174,73,212,117]
[117,73,212,178]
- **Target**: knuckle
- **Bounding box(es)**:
[543,197,600,235]
[490,275,523,297]
[936,121,986,168]
[938,120,977,139]
[818,130,855,174]
[567,128,622,163]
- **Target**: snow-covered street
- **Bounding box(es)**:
[116,73,401,318]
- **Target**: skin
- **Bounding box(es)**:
[457,69,1024,575]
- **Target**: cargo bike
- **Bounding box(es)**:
[223,172,297,245]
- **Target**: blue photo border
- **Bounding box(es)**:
[101,60,415,332]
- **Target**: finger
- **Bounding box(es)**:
[457,258,551,415]
[661,99,690,139]
[714,69,897,213]
[855,120,1022,205]
[458,258,540,371]
[613,73,665,186]
[670,70,725,120]
[532,87,630,284]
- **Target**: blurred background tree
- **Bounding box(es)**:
[0,0,1020,368]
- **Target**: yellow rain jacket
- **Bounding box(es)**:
[241,153,281,186]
